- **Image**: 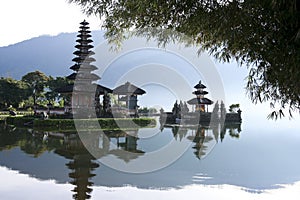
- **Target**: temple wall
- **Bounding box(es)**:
[160,111,241,124]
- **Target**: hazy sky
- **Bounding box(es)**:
[0,0,101,47]
[1,0,299,122]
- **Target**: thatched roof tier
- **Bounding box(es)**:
[66,73,77,80]
[113,82,146,95]
[79,25,89,30]
[66,72,100,81]
[56,83,112,95]
[70,64,98,71]
[76,39,93,44]
[76,33,92,38]
[193,90,209,95]
[72,57,96,63]
[75,44,94,49]
[78,30,91,34]
[187,97,213,105]
[73,50,95,56]
[80,20,89,26]
[194,81,207,89]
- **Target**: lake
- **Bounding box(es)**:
[0,114,300,200]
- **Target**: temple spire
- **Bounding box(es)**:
[67,20,100,83]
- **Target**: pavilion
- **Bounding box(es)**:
[112,82,146,117]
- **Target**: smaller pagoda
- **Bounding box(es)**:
[187,80,213,112]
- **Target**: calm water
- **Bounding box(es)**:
[0,116,300,200]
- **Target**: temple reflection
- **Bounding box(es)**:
[168,123,242,159]
[0,121,242,199]
[104,130,145,162]
[54,134,99,200]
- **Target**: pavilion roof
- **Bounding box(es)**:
[113,82,146,95]
[96,84,113,94]
[187,97,213,105]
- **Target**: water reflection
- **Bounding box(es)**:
[2,119,300,198]
[0,122,242,162]
[0,121,242,194]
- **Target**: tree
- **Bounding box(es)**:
[149,107,158,114]
[138,107,158,115]
[46,76,70,107]
[69,0,300,118]
[21,71,49,112]
[102,91,112,117]
[229,104,240,113]
[138,107,149,114]
[172,100,180,118]
[0,77,30,109]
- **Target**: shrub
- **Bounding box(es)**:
[6,116,156,130]
[33,118,156,130]
[6,116,35,126]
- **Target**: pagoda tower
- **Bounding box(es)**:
[187,80,213,112]
[67,20,100,113]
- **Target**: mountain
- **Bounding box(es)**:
[0,31,249,111]
[0,31,105,79]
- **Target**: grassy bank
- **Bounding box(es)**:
[5,116,35,126]
[0,115,8,122]
[0,111,33,122]
[5,116,156,131]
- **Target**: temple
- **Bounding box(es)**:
[57,20,147,118]
[160,80,242,124]
[187,81,213,112]
[57,20,112,117]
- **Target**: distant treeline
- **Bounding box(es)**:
[0,70,70,111]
